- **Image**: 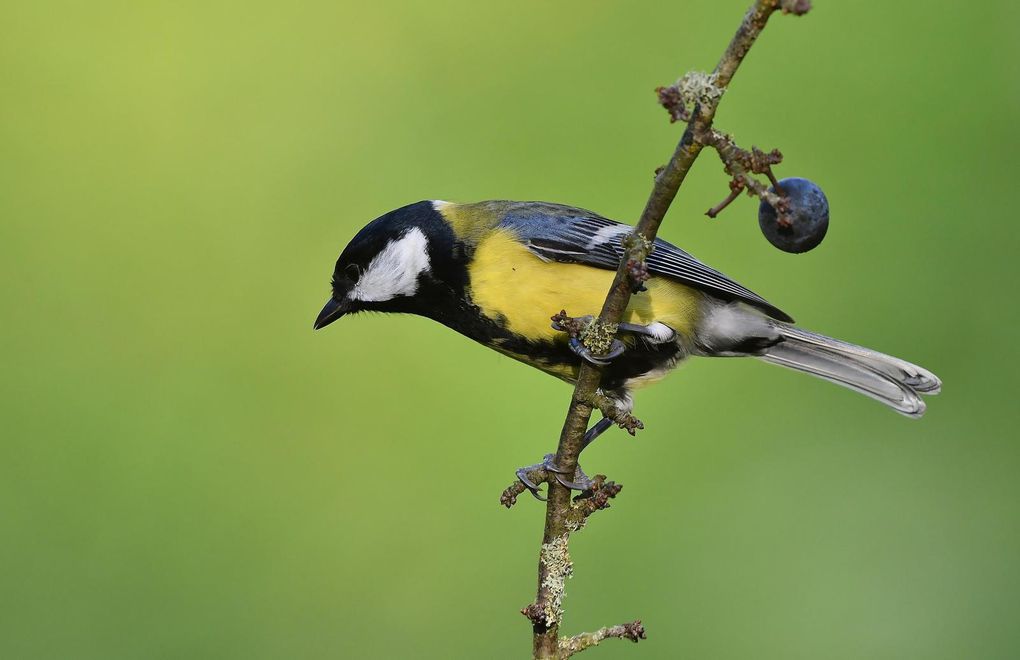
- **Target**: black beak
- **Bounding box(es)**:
[313,298,346,330]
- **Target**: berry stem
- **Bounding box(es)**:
[765,167,784,196]
[706,178,746,218]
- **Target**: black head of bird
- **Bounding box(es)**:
[314,201,463,328]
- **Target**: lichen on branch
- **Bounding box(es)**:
[537,534,572,629]
[656,70,724,123]
[558,621,647,658]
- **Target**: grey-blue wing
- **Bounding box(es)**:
[497,201,794,322]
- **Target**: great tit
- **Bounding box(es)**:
[314,200,940,486]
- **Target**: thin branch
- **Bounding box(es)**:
[523,2,808,658]
[559,621,647,658]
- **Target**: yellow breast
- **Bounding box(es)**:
[467,228,703,344]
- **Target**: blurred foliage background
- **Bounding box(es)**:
[2,1,1018,658]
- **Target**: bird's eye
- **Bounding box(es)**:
[345,264,361,283]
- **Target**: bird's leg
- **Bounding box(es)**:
[511,417,613,501]
[568,336,625,366]
[543,416,616,490]
[581,416,614,451]
[552,313,626,367]
[553,312,676,366]
[513,454,592,500]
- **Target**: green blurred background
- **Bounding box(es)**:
[2,1,1018,658]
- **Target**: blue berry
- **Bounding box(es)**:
[758,177,829,253]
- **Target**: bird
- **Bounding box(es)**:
[314,200,940,496]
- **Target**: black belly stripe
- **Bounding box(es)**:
[413,285,686,393]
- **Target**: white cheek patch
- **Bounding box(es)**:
[350,227,431,302]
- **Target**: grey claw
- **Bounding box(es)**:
[516,468,540,491]
[514,453,595,499]
[568,337,604,365]
[570,337,622,366]
[516,467,547,500]
[548,456,593,491]
[554,472,592,490]
[542,454,571,475]
[602,339,626,360]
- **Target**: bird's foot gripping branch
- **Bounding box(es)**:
[501,310,643,506]
[513,2,813,658]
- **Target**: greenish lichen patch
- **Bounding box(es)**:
[564,515,587,533]
[579,319,618,356]
[621,232,652,258]
[539,533,573,627]
[677,70,724,107]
